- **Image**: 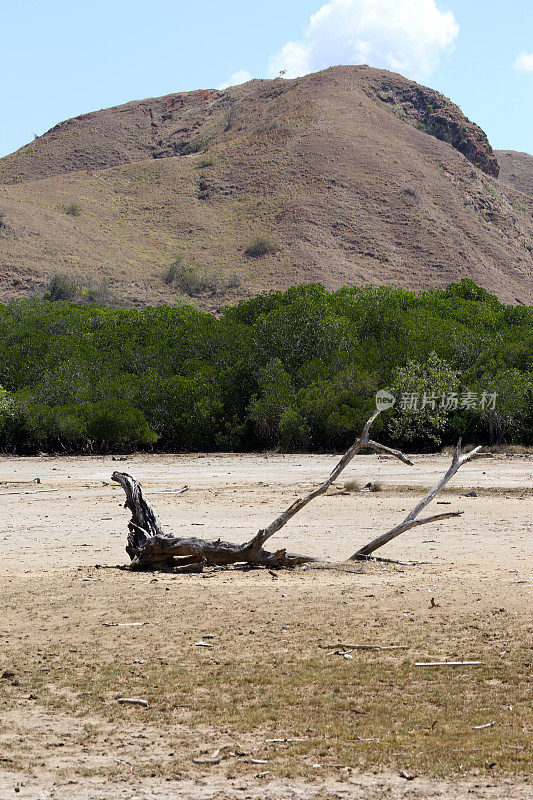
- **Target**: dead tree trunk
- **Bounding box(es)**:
[113,471,316,569]
[112,411,490,570]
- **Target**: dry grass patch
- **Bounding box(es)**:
[1,569,530,781]
[344,480,361,492]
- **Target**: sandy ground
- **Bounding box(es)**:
[0,451,531,799]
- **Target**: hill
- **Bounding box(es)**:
[0,65,532,306]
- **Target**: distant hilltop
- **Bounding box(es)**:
[0,65,531,306]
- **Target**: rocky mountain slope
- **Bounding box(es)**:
[496,150,533,199]
[0,65,531,306]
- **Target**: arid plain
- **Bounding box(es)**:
[0,451,531,799]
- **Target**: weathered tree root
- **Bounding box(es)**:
[112,471,316,570]
[112,410,491,571]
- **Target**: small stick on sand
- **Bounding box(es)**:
[415,661,483,667]
[117,697,148,707]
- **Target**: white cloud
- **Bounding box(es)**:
[217,70,252,91]
[514,51,533,73]
[268,0,459,81]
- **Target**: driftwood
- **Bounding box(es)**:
[414,661,483,667]
[112,410,489,570]
[117,697,149,707]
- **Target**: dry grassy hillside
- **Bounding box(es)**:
[0,65,532,307]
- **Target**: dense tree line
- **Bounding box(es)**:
[0,280,531,454]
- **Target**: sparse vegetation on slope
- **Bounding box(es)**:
[163,258,242,297]
[64,201,82,216]
[244,236,279,258]
[43,272,115,305]
[45,272,79,301]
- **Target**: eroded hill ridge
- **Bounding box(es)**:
[0,66,499,184]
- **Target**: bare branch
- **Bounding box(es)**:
[350,440,491,559]
[243,409,381,554]
[362,440,413,465]
[354,512,464,560]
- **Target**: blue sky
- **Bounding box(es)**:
[0,0,531,159]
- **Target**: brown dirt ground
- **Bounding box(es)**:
[0,451,531,799]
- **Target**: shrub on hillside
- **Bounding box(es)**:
[163,258,241,296]
[226,272,242,289]
[82,279,114,306]
[64,202,82,216]
[179,139,209,156]
[244,236,278,258]
[45,273,79,302]
[163,260,206,295]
